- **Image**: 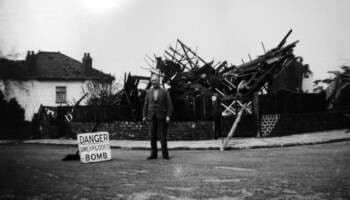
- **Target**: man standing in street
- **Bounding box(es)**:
[143,73,173,160]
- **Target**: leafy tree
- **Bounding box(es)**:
[0,90,26,138]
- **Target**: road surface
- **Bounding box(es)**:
[0,142,349,199]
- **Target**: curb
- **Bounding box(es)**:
[12,136,350,151]
[0,140,21,145]
[223,137,350,150]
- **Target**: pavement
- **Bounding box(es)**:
[1,129,349,150]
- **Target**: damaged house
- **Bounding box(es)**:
[121,30,314,121]
[17,30,348,140]
[108,30,347,139]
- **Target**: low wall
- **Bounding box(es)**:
[70,111,349,140]
[71,121,215,141]
[36,109,350,140]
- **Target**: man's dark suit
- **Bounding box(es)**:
[143,87,173,158]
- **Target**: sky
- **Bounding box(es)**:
[1,0,350,81]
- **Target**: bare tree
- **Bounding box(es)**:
[83,80,121,106]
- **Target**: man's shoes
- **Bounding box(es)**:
[163,156,170,160]
[147,156,157,160]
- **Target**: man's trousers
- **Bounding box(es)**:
[148,115,168,158]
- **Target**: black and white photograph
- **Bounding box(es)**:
[0,0,350,199]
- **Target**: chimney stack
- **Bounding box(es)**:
[26,51,36,74]
[82,52,92,73]
[26,50,35,60]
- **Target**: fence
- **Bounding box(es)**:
[41,94,220,123]
[260,110,350,137]
[259,91,327,114]
[36,92,349,139]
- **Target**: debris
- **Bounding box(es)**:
[149,29,301,117]
[221,102,251,150]
[112,29,308,142]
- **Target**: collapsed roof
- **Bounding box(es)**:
[117,30,311,118]
[149,29,308,101]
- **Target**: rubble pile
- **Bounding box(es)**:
[116,30,304,120]
[154,30,300,115]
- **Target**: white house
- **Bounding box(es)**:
[0,51,114,121]
[302,71,313,93]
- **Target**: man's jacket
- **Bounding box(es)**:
[143,88,173,120]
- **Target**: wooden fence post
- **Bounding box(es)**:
[253,92,261,137]
[220,103,248,151]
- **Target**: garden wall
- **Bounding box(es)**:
[71,121,215,140]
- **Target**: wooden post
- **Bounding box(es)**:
[165,50,189,70]
[176,39,208,65]
[220,103,246,151]
[248,54,252,62]
[179,43,195,69]
[202,95,207,120]
[192,96,196,120]
[253,92,261,137]
[261,41,266,53]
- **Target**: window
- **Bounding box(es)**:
[56,86,67,104]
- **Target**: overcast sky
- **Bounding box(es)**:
[1,0,350,80]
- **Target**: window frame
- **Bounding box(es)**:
[55,86,67,104]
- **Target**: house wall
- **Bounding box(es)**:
[0,80,89,121]
[302,73,313,93]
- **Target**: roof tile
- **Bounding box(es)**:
[0,51,114,82]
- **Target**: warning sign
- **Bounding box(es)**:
[77,132,112,163]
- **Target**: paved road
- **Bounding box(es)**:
[0,142,349,200]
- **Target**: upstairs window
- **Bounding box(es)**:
[56,86,67,104]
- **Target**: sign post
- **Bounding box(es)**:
[77,132,112,163]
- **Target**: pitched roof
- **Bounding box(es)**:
[0,51,114,82]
